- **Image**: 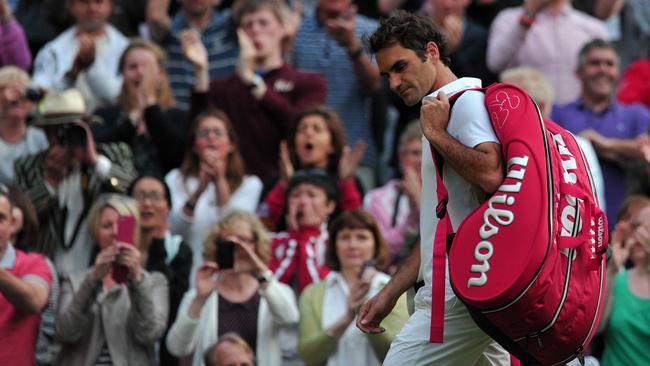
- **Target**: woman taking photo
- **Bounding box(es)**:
[55,194,169,366]
[165,110,262,279]
[298,210,409,366]
[166,210,299,366]
[259,106,363,230]
[92,38,187,176]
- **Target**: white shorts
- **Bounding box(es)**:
[384,293,510,366]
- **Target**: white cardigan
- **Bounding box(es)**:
[166,279,299,366]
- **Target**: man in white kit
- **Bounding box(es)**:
[357,11,510,365]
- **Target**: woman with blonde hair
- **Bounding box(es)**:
[92,38,188,176]
[166,210,298,366]
[55,194,169,366]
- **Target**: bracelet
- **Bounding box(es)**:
[184,200,196,212]
[519,11,536,28]
[348,47,364,60]
[256,269,273,284]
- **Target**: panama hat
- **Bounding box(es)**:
[32,89,102,126]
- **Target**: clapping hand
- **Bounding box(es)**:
[180,29,209,70]
[339,140,366,180]
[279,141,295,183]
[236,28,257,83]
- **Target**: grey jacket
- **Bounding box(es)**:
[55,270,169,366]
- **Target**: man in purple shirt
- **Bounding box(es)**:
[552,39,650,229]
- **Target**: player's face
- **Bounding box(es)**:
[377,42,437,106]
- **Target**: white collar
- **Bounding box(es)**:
[0,243,16,269]
[425,77,482,100]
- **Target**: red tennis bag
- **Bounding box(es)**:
[435,84,608,365]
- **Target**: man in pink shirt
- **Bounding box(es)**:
[487,0,607,104]
[0,189,52,366]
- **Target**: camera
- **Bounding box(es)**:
[23,87,45,103]
[55,123,87,147]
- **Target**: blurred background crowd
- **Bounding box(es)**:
[0,0,649,365]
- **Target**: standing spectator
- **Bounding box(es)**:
[130,174,193,366]
[552,40,650,229]
[599,201,650,366]
[0,66,48,186]
[203,333,256,366]
[149,0,239,109]
[0,189,53,366]
[55,194,169,366]
[166,211,299,366]
[363,121,421,270]
[487,0,608,105]
[298,210,409,366]
[427,0,496,85]
[165,110,262,282]
[292,0,381,185]
[32,0,129,112]
[92,38,188,176]
[269,172,339,294]
[259,106,363,231]
[0,0,31,70]
[184,0,327,179]
[14,89,137,277]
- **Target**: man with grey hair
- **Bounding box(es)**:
[552,39,650,230]
[204,333,255,366]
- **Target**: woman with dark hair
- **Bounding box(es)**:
[55,194,168,366]
[298,210,408,366]
[92,38,188,176]
[165,110,262,282]
[129,174,192,366]
[7,185,39,251]
[259,105,363,230]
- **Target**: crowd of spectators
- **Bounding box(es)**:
[1,0,649,365]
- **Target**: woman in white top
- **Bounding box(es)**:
[166,210,299,366]
[298,210,409,366]
[165,110,262,279]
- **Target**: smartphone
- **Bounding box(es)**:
[358,259,377,280]
[216,239,235,270]
[112,215,135,284]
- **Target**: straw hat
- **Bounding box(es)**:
[32,89,102,126]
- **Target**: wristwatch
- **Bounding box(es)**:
[246,74,264,90]
[256,269,273,284]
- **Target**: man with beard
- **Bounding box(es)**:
[552,39,650,229]
[32,0,128,113]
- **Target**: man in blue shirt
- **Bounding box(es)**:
[293,0,381,186]
[552,39,650,228]
[149,0,239,109]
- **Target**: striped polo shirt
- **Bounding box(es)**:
[293,13,379,165]
[165,10,239,109]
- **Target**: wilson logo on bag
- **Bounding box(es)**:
[432,84,608,365]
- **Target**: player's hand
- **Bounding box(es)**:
[420,91,450,143]
[356,289,398,334]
